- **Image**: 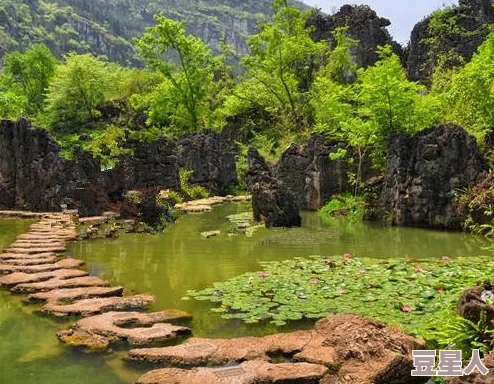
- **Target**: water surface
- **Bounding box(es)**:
[0,207,490,383]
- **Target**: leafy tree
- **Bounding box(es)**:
[135,15,221,135]
[223,0,326,135]
[0,44,57,118]
[44,53,113,133]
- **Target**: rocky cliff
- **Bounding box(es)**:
[0,0,308,66]
[406,0,494,83]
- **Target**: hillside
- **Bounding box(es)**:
[0,0,308,66]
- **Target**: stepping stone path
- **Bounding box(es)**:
[175,195,251,213]
[0,211,192,357]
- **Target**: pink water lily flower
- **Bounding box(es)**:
[258,271,267,278]
[343,253,351,259]
[337,288,345,295]
[401,305,412,313]
[358,268,366,275]
[442,255,451,262]
[309,278,319,285]
[414,264,423,273]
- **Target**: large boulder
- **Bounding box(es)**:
[375,124,488,229]
[177,129,237,195]
[406,0,494,84]
[275,136,370,210]
[246,147,301,227]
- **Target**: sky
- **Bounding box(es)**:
[300,0,458,44]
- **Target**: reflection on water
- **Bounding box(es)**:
[0,207,490,383]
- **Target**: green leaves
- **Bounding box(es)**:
[136,15,222,135]
[188,254,494,335]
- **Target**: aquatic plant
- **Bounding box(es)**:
[187,254,494,334]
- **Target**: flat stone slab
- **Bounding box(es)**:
[11,275,110,293]
[127,331,312,367]
[0,269,87,287]
[1,251,57,260]
[28,286,124,303]
[5,245,67,254]
[10,241,66,248]
[0,210,49,218]
[40,294,155,317]
[136,360,328,384]
[16,233,73,241]
[58,310,191,350]
[0,258,83,274]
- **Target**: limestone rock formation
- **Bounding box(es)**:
[178,129,237,195]
[374,124,488,229]
[406,0,494,83]
[457,286,494,325]
[246,147,301,227]
[309,5,403,70]
[276,136,369,210]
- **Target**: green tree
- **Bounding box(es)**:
[0,44,57,118]
[45,53,112,133]
[135,15,221,135]
[223,0,326,135]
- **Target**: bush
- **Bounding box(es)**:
[179,168,209,199]
[318,193,365,221]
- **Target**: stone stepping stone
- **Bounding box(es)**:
[0,257,58,266]
[40,294,155,317]
[27,286,124,303]
[1,252,56,260]
[57,310,191,350]
[16,233,73,241]
[0,269,88,287]
[127,331,312,367]
[136,360,328,384]
[11,275,110,293]
[5,246,67,254]
[11,241,66,247]
[0,258,84,274]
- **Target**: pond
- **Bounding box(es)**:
[0,205,491,383]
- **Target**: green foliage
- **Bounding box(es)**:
[313,45,441,170]
[222,0,326,134]
[318,194,365,221]
[435,31,494,146]
[188,254,494,333]
[0,44,58,118]
[45,53,113,133]
[136,15,222,135]
[425,310,494,359]
[179,168,210,199]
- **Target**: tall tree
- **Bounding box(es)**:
[136,15,221,135]
[224,0,326,134]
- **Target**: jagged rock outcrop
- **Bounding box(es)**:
[246,147,301,227]
[406,0,494,84]
[0,118,102,215]
[178,129,237,195]
[275,135,370,210]
[0,119,238,216]
[308,5,403,71]
[373,124,488,229]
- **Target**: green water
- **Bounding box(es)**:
[0,207,491,383]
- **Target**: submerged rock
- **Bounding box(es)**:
[246,147,301,228]
[373,124,488,229]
